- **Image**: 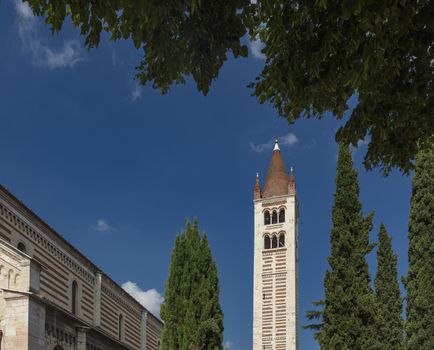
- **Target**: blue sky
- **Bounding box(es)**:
[0,1,412,349]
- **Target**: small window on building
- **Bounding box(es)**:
[118,314,124,341]
[279,233,285,247]
[264,235,270,249]
[279,209,285,223]
[272,210,278,224]
[272,235,277,248]
[17,242,26,253]
[71,281,78,315]
[264,211,270,225]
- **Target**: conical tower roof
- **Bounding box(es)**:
[262,140,289,198]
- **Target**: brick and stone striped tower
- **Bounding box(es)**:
[253,140,299,350]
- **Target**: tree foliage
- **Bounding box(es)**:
[26,0,248,94]
[374,223,404,350]
[160,220,224,350]
[22,0,433,173]
[405,139,434,350]
[304,300,324,342]
[247,0,434,174]
[319,143,380,349]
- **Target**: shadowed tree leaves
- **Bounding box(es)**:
[160,220,223,350]
[26,0,248,94]
[247,0,433,174]
[304,300,324,342]
[22,0,433,174]
[405,139,434,350]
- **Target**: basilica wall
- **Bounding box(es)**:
[0,185,163,350]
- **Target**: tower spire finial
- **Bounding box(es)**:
[273,138,280,151]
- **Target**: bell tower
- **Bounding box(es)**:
[253,140,299,350]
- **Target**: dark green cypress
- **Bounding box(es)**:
[319,143,380,350]
[160,220,224,350]
[160,232,185,349]
[374,223,404,350]
[193,234,224,349]
[405,141,434,350]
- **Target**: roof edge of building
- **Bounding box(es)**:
[0,183,163,325]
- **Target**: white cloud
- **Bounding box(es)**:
[15,0,33,19]
[44,40,82,68]
[131,83,143,101]
[110,47,124,67]
[14,0,83,69]
[122,281,164,319]
[93,219,114,233]
[249,133,299,154]
[249,140,272,153]
[280,133,299,147]
[223,340,234,350]
[249,36,266,60]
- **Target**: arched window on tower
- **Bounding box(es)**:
[264,235,270,249]
[118,314,124,341]
[272,210,278,224]
[272,235,277,249]
[279,233,285,247]
[71,281,78,315]
[54,346,64,350]
[279,209,285,223]
[264,211,270,225]
[17,242,26,253]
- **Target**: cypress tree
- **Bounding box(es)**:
[160,232,186,349]
[318,143,380,350]
[405,141,434,350]
[194,235,224,349]
[374,223,404,349]
[160,220,224,350]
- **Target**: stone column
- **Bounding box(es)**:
[3,292,46,350]
[76,327,87,350]
[28,296,46,350]
[140,311,148,350]
[94,272,102,327]
[3,292,30,350]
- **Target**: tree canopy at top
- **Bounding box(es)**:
[24,0,433,174]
